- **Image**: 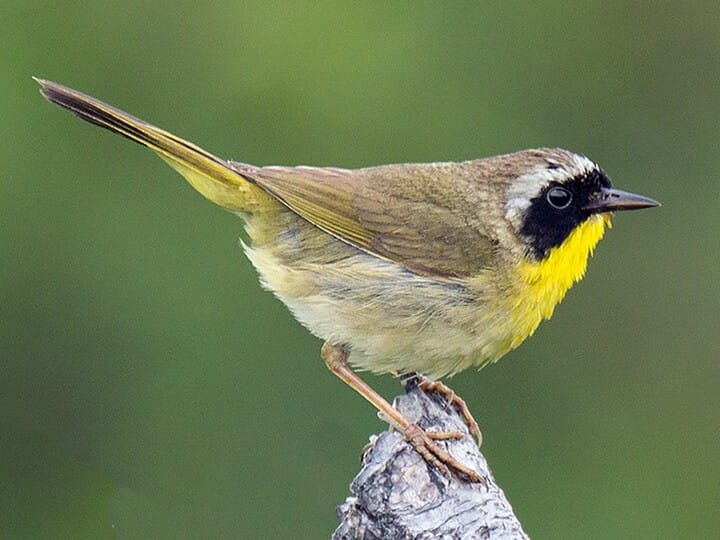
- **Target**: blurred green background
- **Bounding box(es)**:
[1,2,718,538]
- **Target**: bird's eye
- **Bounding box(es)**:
[547,187,572,209]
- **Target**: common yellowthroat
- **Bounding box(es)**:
[37,79,658,482]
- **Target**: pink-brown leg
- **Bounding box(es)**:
[321,342,484,483]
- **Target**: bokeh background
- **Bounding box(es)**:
[1,2,718,538]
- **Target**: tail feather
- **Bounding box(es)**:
[35,78,263,212]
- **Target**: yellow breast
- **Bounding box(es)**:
[507,214,611,349]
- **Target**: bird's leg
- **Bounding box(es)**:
[412,375,483,447]
[321,342,484,483]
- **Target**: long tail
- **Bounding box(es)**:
[35,78,265,212]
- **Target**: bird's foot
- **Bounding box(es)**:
[414,376,483,447]
[403,423,485,483]
[322,343,483,483]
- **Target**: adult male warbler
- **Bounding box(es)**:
[37,79,659,481]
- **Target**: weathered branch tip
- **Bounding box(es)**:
[334,380,529,539]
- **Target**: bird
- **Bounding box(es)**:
[36,78,659,482]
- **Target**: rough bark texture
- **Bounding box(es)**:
[334,380,528,539]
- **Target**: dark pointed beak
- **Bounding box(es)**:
[584,187,660,213]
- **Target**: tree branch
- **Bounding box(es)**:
[333,379,529,539]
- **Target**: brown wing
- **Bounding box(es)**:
[231,161,496,279]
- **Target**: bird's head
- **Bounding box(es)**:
[503,148,659,260]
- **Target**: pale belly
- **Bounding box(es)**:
[240,208,607,378]
[243,210,518,378]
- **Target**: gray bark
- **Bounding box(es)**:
[333,380,529,539]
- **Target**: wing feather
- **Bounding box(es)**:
[233,162,496,278]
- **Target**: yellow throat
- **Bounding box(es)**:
[508,213,611,349]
